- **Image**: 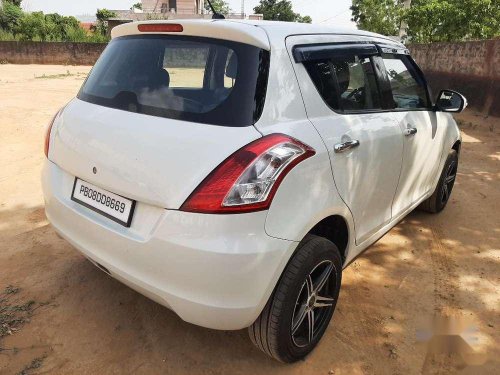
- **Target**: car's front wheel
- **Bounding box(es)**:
[248,235,342,362]
[420,149,458,213]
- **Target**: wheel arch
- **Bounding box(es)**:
[304,215,350,262]
[452,139,461,155]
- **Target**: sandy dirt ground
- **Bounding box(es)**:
[0,64,498,374]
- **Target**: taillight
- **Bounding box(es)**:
[44,110,60,158]
[180,134,315,214]
[138,23,183,33]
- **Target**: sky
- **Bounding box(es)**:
[21,0,356,28]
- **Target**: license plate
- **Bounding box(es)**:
[71,178,136,227]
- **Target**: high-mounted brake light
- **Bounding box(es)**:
[44,109,61,158]
[180,134,315,214]
[138,24,183,33]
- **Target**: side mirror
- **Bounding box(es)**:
[435,89,468,113]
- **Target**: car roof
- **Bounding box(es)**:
[111,19,403,51]
[226,19,395,39]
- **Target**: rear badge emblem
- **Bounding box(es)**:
[93,167,97,174]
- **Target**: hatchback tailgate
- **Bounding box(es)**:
[50,99,262,209]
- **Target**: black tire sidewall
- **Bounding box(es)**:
[434,150,458,212]
[274,236,342,361]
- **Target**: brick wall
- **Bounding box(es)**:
[0,41,106,65]
[409,39,500,116]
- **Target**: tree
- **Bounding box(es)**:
[351,0,500,42]
[42,13,79,40]
[3,0,22,6]
[0,0,23,33]
[405,0,500,42]
[93,8,116,36]
[296,15,312,24]
[131,2,142,11]
[0,0,108,42]
[254,0,311,23]
[16,11,47,41]
[350,0,402,36]
[204,0,231,15]
[96,8,117,23]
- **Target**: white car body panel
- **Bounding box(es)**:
[42,161,297,330]
[42,20,462,330]
[390,110,443,217]
[247,31,355,247]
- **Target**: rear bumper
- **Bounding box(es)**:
[42,160,297,330]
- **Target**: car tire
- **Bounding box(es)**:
[419,149,458,213]
[248,234,342,363]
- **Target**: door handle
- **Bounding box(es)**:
[404,127,418,136]
[334,140,360,153]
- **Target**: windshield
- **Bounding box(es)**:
[78,35,270,127]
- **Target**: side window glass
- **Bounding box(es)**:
[333,56,381,111]
[305,54,382,112]
[382,55,429,109]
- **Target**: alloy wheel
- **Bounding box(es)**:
[440,160,457,205]
[291,260,337,347]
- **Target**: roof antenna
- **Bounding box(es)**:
[206,0,225,19]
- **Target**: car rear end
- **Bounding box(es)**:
[41,20,313,330]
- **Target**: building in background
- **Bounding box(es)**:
[138,0,205,15]
[79,22,95,34]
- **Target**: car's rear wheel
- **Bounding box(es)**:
[420,149,458,213]
[248,235,342,362]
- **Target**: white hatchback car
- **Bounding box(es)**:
[42,20,466,362]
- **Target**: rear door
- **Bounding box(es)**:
[377,49,442,216]
[287,36,404,245]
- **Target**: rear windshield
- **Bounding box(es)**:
[78,35,270,127]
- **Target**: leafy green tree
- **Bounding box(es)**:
[16,11,47,41]
[254,0,312,23]
[13,11,85,41]
[350,0,402,36]
[351,0,500,41]
[405,0,500,42]
[131,2,142,10]
[204,0,231,15]
[0,0,23,33]
[296,15,312,24]
[3,0,22,6]
[96,8,117,23]
[44,13,80,41]
[0,0,108,42]
[93,8,116,36]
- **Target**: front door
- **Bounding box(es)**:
[377,53,442,216]
[287,36,404,245]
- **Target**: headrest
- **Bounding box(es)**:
[335,62,350,94]
[226,53,238,79]
[149,68,170,89]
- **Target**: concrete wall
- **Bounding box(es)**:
[0,41,106,65]
[409,39,499,117]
